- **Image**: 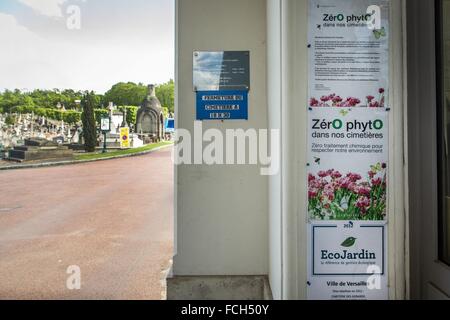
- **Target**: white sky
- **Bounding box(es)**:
[0,0,174,93]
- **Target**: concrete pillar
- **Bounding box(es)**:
[168,0,270,299]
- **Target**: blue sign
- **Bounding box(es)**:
[196,90,248,120]
[165,118,175,133]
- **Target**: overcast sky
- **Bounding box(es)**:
[0,0,174,93]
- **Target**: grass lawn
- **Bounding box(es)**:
[74,141,173,161]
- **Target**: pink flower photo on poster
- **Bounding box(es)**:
[308,163,387,221]
[309,89,386,108]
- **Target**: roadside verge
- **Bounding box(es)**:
[0,141,173,171]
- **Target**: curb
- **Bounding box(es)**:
[0,144,173,171]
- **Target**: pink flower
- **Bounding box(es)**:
[379,88,385,94]
[318,171,328,178]
[356,196,371,214]
[310,98,319,107]
[368,171,376,179]
[308,174,316,182]
[331,171,342,179]
[323,184,335,200]
[347,98,361,107]
[308,189,318,199]
[357,185,371,197]
[366,95,375,102]
[347,173,362,182]
[332,96,343,104]
[369,101,380,108]
[371,177,382,186]
[349,182,358,193]
[338,177,351,189]
[321,96,330,102]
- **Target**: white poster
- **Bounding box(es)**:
[309,0,389,108]
[307,0,390,300]
[308,221,387,300]
[308,108,388,222]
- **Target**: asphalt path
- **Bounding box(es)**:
[0,148,173,299]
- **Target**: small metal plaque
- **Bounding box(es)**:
[193,51,250,91]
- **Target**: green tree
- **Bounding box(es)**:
[103,82,147,106]
[0,89,23,113]
[81,92,97,152]
[156,80,174,113]
[60,89,85,109]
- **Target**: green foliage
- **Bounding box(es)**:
[64,111,82,124]
[162,107,169,118]
[81,92,98,152]
[0,80,173,124]
[0,88,102,112]
[103,82,147,106]
[10,105,81,124]
[93,106,138,127]
[94,109,109,124]
[0,89,30,113]
[118,106,139,125]
[156,79,174,113]
[5,114,16,126]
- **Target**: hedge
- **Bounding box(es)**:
[10,106,81,124]
[7,105,139,126]
[94,106,138,126]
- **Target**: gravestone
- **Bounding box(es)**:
[8,138,73,162]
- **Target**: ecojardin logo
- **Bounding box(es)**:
[341,237,357,247]
[320,237,377,261]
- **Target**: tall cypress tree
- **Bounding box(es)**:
[81,91,97,152]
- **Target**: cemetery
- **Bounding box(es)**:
[0,83,174,165]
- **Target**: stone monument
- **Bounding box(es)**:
[8,138,73,162]
[136,84,164,142]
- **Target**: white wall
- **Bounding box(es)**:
[174,0,269,276]
[267,0,283,300]
[174,0,407,299]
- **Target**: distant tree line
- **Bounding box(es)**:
[0,80,174,123]
[103,80,174,115]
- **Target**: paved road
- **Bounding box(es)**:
[0,148,173,300]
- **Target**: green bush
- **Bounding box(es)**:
[118,106,139,125]
[93,106,138,126]
[64,111,82,124]
[9,105,82,124]
[162,107,169,118]
[81,92,97,152]
[94,109,109,124]
[5,114,16,126]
